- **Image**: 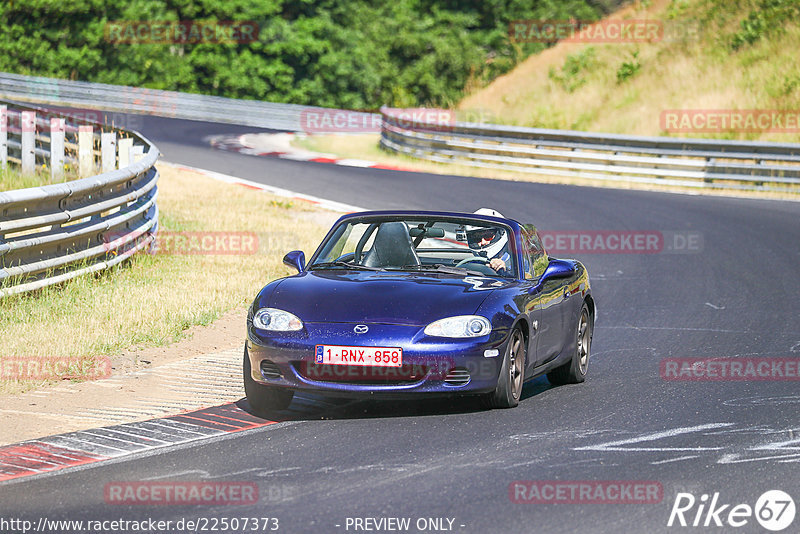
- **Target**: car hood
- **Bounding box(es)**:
[267,270,511,326]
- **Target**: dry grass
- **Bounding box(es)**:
[0,164,335,394]
[459,0,800,144]
[0,164,80,192]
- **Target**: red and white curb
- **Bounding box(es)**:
[160,160,367,213]
[206,132,413,172]
[0,404,276,483]
[0,395,349,484]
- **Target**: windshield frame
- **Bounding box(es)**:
[306,213,521,279]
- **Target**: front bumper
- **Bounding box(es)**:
[246,322,509,398]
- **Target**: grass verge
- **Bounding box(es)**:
[0,163,335,395]
[0,163,80,192]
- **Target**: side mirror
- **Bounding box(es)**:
[541,258,576,282]
[283,250,305,273]
[528,258,576,294]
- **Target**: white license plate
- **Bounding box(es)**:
[315,345,403,367]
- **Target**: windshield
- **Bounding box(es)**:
[310,217,516,277]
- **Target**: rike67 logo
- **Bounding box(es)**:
[668,490,795,531]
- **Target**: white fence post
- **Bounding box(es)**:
[78,125,93,177]
[21,111,36,175]
[101,131,116,172]
[50,118,65,180]
[118,137,133,169]
[131,145,144,163]
[0,105,7,168]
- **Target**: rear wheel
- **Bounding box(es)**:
[243,347,294,416]
[484,327,526,409]
[547,303,592,385]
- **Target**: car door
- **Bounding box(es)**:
[536,271,569,364]
[521,225,565,367]
[519,226,546,372]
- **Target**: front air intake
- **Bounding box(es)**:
[259,360,282,379]
[443,368,471,387]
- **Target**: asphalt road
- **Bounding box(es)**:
[2,112,800,534]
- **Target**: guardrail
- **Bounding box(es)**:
[5,71,798,193]
[0,71,377,131]
[0,99,159,296]
[380,107,800,192]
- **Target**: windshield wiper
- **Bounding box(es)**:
[396,264,485,276]
[310,261,383,271]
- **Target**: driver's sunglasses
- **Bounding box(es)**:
[474,230,497,242]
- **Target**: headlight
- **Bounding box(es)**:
[253,308,303,331]
[424,315,491,338]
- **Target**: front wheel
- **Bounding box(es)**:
[547,303,592,385]
[484,327,526,409]
[243,347,294,416]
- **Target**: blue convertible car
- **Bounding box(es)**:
[244,210,594,413]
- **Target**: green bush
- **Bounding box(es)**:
[730,0,800,50]
[616,50,641,84]
[549,47,597,93]
[0,0,624,110]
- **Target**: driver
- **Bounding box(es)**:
[466,208,511,274]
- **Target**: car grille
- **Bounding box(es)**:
[443,367,471,387]
[259,360,282,379]
[295,362,428,385]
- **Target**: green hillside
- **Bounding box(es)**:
[459,0,800,143]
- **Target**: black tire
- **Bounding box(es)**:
[484,327,526,409]
[547,303,592,386]
[243,347,294,416]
